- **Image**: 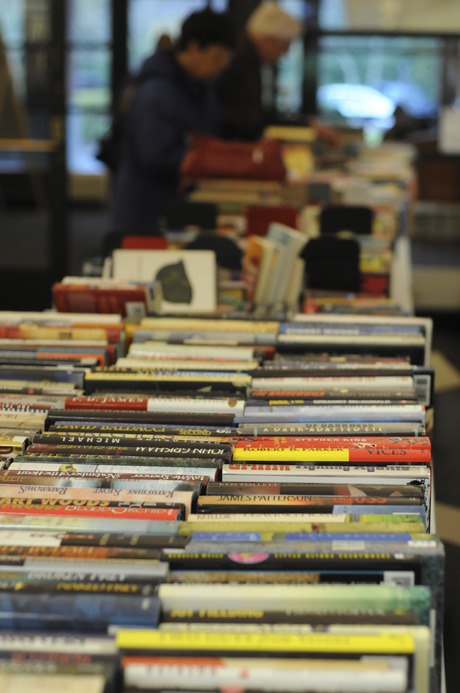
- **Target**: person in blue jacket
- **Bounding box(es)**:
[110,8,235,237]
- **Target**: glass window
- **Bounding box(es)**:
[67,111,111,174]
[24,0,51,43]
[3,48,27,100]
[66,0,111,174]
[0,0,51,98]
[319,0,347,30]
[67,0,111,43]
[276,0,314,114]
[0,0,52,140]
[66,48,111,173]
[316,35,441,132]
[0,0,26,47]
[320,0,460,33]
[67,49,111,111]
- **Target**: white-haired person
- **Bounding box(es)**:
[217,1,338,145]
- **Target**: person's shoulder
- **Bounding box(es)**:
[138,49,177,79]
[132,50,182,102]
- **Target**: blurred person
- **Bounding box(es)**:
[217,1,338,145]
[109,8,235,237]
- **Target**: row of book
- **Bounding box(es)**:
[51,233,400,319]
[0,309,442,693]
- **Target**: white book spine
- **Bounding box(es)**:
[7,462,217,477]
[124,659,407,692]
[251,375,415,389]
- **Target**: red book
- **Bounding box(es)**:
[0,501,182,521]
[0,545,158,559]
[231,446,431,464]
[64,395,149,411]
[232,435,431,451]
[245,204,298,236]
[52,281,150,317]
[360,273,390,295]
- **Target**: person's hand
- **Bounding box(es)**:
[311,120,341,147]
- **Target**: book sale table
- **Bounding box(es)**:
[0,306,444,693]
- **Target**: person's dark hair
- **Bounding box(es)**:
[177,8,235,51]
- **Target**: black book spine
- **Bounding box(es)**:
[45,409,236,429]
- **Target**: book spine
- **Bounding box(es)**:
[0,486,195,513]
[196,494,422,507]
[249,389,415,401]
[0,471,203,491]
[194,500,424,517]
[205,481,425,498]
[0,652,118,678]
[183,518,425,533]
[232,435,430,449]
[251,375,415,388]
[63,395,246,416]
[240,405,425,424]
[45,409,236,427]
[48,422,238,436]
[0,591,160,631]
[64,396,149,411]
[83,371,250,394]
[0,528,186,548]
[121,655,408,692]
[185,511,423,524]
[0,514,181,534]
[14,451,223,466]
[236,422,427,436]
[231,448,431,463]
[116,620,420,651]
[7,462,218,478]
[0,630,118,653]
[223,462,429,474]
[0,499,183,521]
[31,433,232,456]
[0,544,163,560]
[160,607,417,625]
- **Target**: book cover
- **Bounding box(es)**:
[111,249,217,314]
[264,223,308,310]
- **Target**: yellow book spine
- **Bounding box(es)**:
[232,449,350,462]
[116,629,415,655]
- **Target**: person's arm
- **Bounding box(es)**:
[262,109,341,147]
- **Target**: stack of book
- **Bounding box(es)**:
[0,310,443,693]
[301,290,409,316]
[187,177,309,212]
[0,311,125,466]
[51,276,157,318]
[241,222,307,314]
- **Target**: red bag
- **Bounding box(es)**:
[181,133,286,182]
